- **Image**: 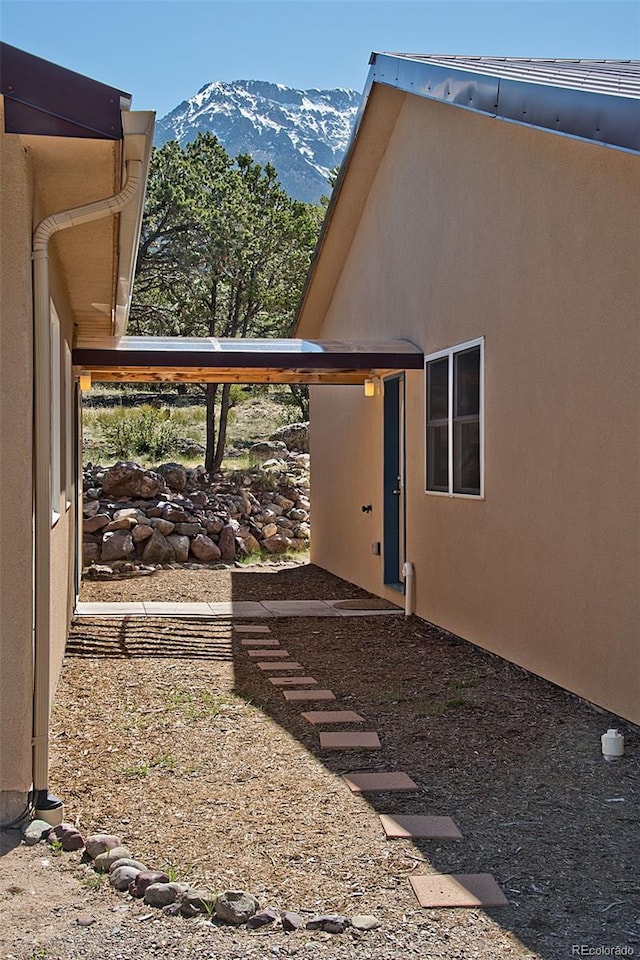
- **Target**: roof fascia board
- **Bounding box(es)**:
[0,42,129,139]
[370,52,640,155]
[294,80,405,337]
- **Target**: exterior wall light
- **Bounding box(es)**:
[364,378,376,397]
[79,372,92,392]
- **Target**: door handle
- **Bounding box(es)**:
[392,488,401,495]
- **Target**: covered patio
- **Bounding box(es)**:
[73,335,424,385]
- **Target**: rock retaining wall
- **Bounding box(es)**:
[83,447,310,571]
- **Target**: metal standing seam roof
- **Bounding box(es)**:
[387,56,640,99]
[365,53,640,154]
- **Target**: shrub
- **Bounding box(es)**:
[95,406,179,461]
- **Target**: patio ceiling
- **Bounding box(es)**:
[73,336,424,385]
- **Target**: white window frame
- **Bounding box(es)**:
[50,302,61,525]
[424,336,484,499]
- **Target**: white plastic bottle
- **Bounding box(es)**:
[601,728,625,759]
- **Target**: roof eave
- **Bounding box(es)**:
[112,109,156,341]
[0,41,130,139]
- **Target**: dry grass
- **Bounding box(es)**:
[2,565,638,960]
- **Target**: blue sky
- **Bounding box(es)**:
[2,1,638,117]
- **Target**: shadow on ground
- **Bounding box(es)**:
[226,568,639,960]
[67,563,639,959]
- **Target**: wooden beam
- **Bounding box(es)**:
[77,366,389,385]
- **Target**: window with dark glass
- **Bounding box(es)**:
[425,340,482,497]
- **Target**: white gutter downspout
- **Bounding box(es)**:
[402,561,414,618]
[31,160,142,818]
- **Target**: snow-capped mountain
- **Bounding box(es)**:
[154,80,361,203]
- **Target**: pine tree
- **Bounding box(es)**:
[131,133,321,472]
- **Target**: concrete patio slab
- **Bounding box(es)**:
[142,602,212,615]
[409,873,508,908]
[269,677,318,686]
[319,732,381,750]
[283,689,336,701]
[379,815,462,840]
[256,661,304,671]
[247,649,289,658]
[261,600,340,617]
[342,772,419,793]
[234,625,272,634]
[334,608,405,617]
[208,602,273,617]
[75,602,146,616]
[75,600,407,620]
[301,711,365,724]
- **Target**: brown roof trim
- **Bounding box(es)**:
[73,337,424,373]
[0,42,129,139]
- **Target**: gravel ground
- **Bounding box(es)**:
[1,564,638,960]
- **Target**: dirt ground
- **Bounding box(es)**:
[1,564,638,960]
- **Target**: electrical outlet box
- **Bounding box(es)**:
[371,541,381,556]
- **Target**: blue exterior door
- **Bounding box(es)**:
[383,374,405,591]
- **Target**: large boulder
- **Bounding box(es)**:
[83,514,110,533]
[217,523,237,562]
[248,441,287,465]
[156,462,187,492]
[142,529,174,564]
[101,530,135,562]
[190,534,221,563]
[167,534,190,563]
[83,542,101,563]
[102,462,166,499]
[262,534,291,555]
[238,528,261,554]
[269,422,309,453]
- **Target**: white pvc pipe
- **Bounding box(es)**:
[31,161,142,803]
[402,561,414,617]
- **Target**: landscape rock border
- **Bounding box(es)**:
[22,822,380,936]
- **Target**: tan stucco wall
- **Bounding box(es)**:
[0,106,81,819]
[308,95,640,723]
[0,116,35,819]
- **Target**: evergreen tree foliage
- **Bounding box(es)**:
[131,133,321,471]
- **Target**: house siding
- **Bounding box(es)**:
[309,94,640,723]
[0,103,80,821]
[0,113,35,821]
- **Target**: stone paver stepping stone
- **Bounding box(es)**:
[379,815,462,840]
[409,873,508,908]
[319,732,381,750]
[234,625,271,634]
[240,637,278,646]
[342,772,419,793]
[247,649,289,658]
[269,677,318,686]
[283,689,336,701]
[302,711,365,724]
[256,661,303,671]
